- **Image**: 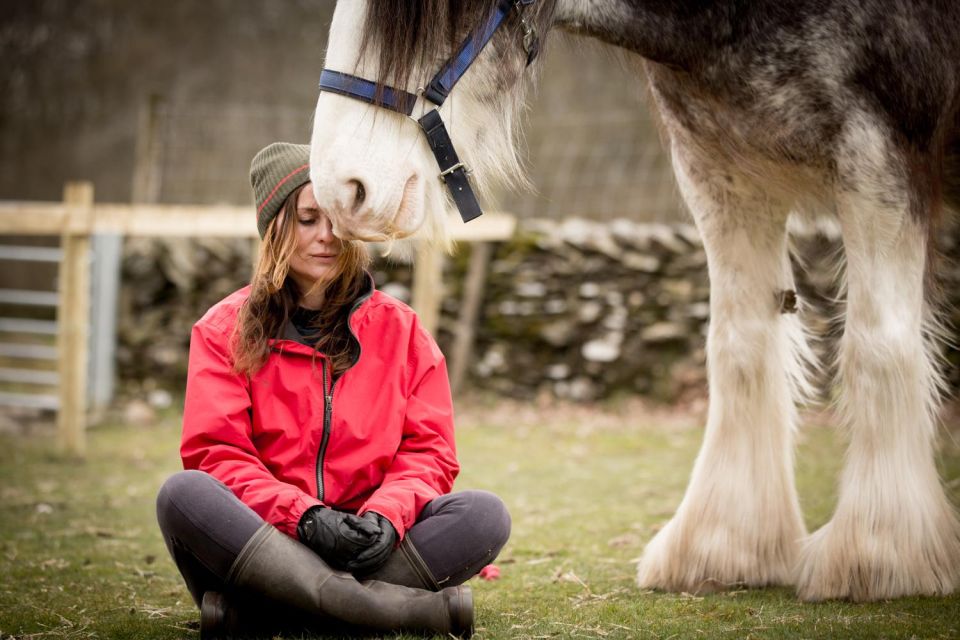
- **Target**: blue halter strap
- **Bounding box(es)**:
[318,0,539,223]
[317,70,418,116]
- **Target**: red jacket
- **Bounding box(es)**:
[180,282,459,541]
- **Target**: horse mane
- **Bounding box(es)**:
[359,0,502,93]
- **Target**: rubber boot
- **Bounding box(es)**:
[218,523,473,638]
[200,590,343,640]
[201,591,257,640]
[199,592,234,639]
[200,591,314,640]
[358,536,442,590]
[200,538,444,638]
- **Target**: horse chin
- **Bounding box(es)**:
[334,217,419,245]
[338,200,424,244]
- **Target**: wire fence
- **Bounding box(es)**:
[155,102,316,207]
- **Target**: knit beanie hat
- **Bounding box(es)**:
[250,142,311,238]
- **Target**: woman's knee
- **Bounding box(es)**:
[413,490,511,585]
[157,469,219,508]
[156,470,222,533]
[456,490,512,549]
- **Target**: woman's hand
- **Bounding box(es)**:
[296,506,381,569]
[344,512,397,573]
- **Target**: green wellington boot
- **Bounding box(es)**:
[359,536,442,590]
[201,523,472,639]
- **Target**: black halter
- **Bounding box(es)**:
[319,0,540,223]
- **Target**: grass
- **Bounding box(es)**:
[1,398,959,639]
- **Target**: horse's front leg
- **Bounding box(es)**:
[637,148,812,593]
[796,119,960,601]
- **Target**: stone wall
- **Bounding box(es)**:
[451,220,710,402]
[115,220,960,405]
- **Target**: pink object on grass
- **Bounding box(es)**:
[478,564,501,581]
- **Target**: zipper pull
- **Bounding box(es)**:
[324,359,334,408]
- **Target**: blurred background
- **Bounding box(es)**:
[0,1,679,214]
[0,0,957,436]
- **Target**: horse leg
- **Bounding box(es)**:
[637,148,812,593]
[796,121,960,601]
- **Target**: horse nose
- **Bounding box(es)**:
[330,174,370,217]
[311,173,371,229]
[347,178,366,213]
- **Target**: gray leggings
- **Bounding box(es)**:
[156,470,511,607]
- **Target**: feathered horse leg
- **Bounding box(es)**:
[797,115,960,602]
[638,144,814,593]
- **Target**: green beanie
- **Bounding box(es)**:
[250,142,311,238]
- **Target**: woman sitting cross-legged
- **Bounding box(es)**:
[155,142,510,639]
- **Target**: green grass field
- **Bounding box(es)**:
[1,398,958,639]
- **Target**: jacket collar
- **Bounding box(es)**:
[270,272,376,356]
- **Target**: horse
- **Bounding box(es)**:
[307,0,960,602]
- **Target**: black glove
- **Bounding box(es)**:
[345,512,398,574]
[297,506,380,570]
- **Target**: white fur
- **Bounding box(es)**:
[311,1,435,251]
[636,143,815,593]
[795,114,960,601]
[312,0,530,254]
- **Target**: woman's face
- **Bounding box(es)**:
[287,183,341,297]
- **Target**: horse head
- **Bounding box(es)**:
[310,0,555,248]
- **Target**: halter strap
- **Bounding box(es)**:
[418,109,482,222]
[424,0,530,106]
[318,70,418,116]
[318,0,539,222]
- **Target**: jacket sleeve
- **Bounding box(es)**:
[358,322,459,539]
[180,320,322,538]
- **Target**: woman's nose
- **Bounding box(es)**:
[317,214,335,243]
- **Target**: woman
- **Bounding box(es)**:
[156,142,510,639]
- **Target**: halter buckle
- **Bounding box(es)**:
[439,162,470,183]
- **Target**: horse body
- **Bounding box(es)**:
[312,0,960,601]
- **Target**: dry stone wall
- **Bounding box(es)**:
[453,220,710,402]
[115,220,960,405]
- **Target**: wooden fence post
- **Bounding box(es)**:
[449,242,492,395]
[57,182,94,457]
[132,94,165,204]
[411,244,443,336]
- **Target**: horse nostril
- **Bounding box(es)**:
[349,179,366,213]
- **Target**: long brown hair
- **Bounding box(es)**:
[232,184,371,377]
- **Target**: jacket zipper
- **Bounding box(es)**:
[316,360,335,502]
[313,275,374,502]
